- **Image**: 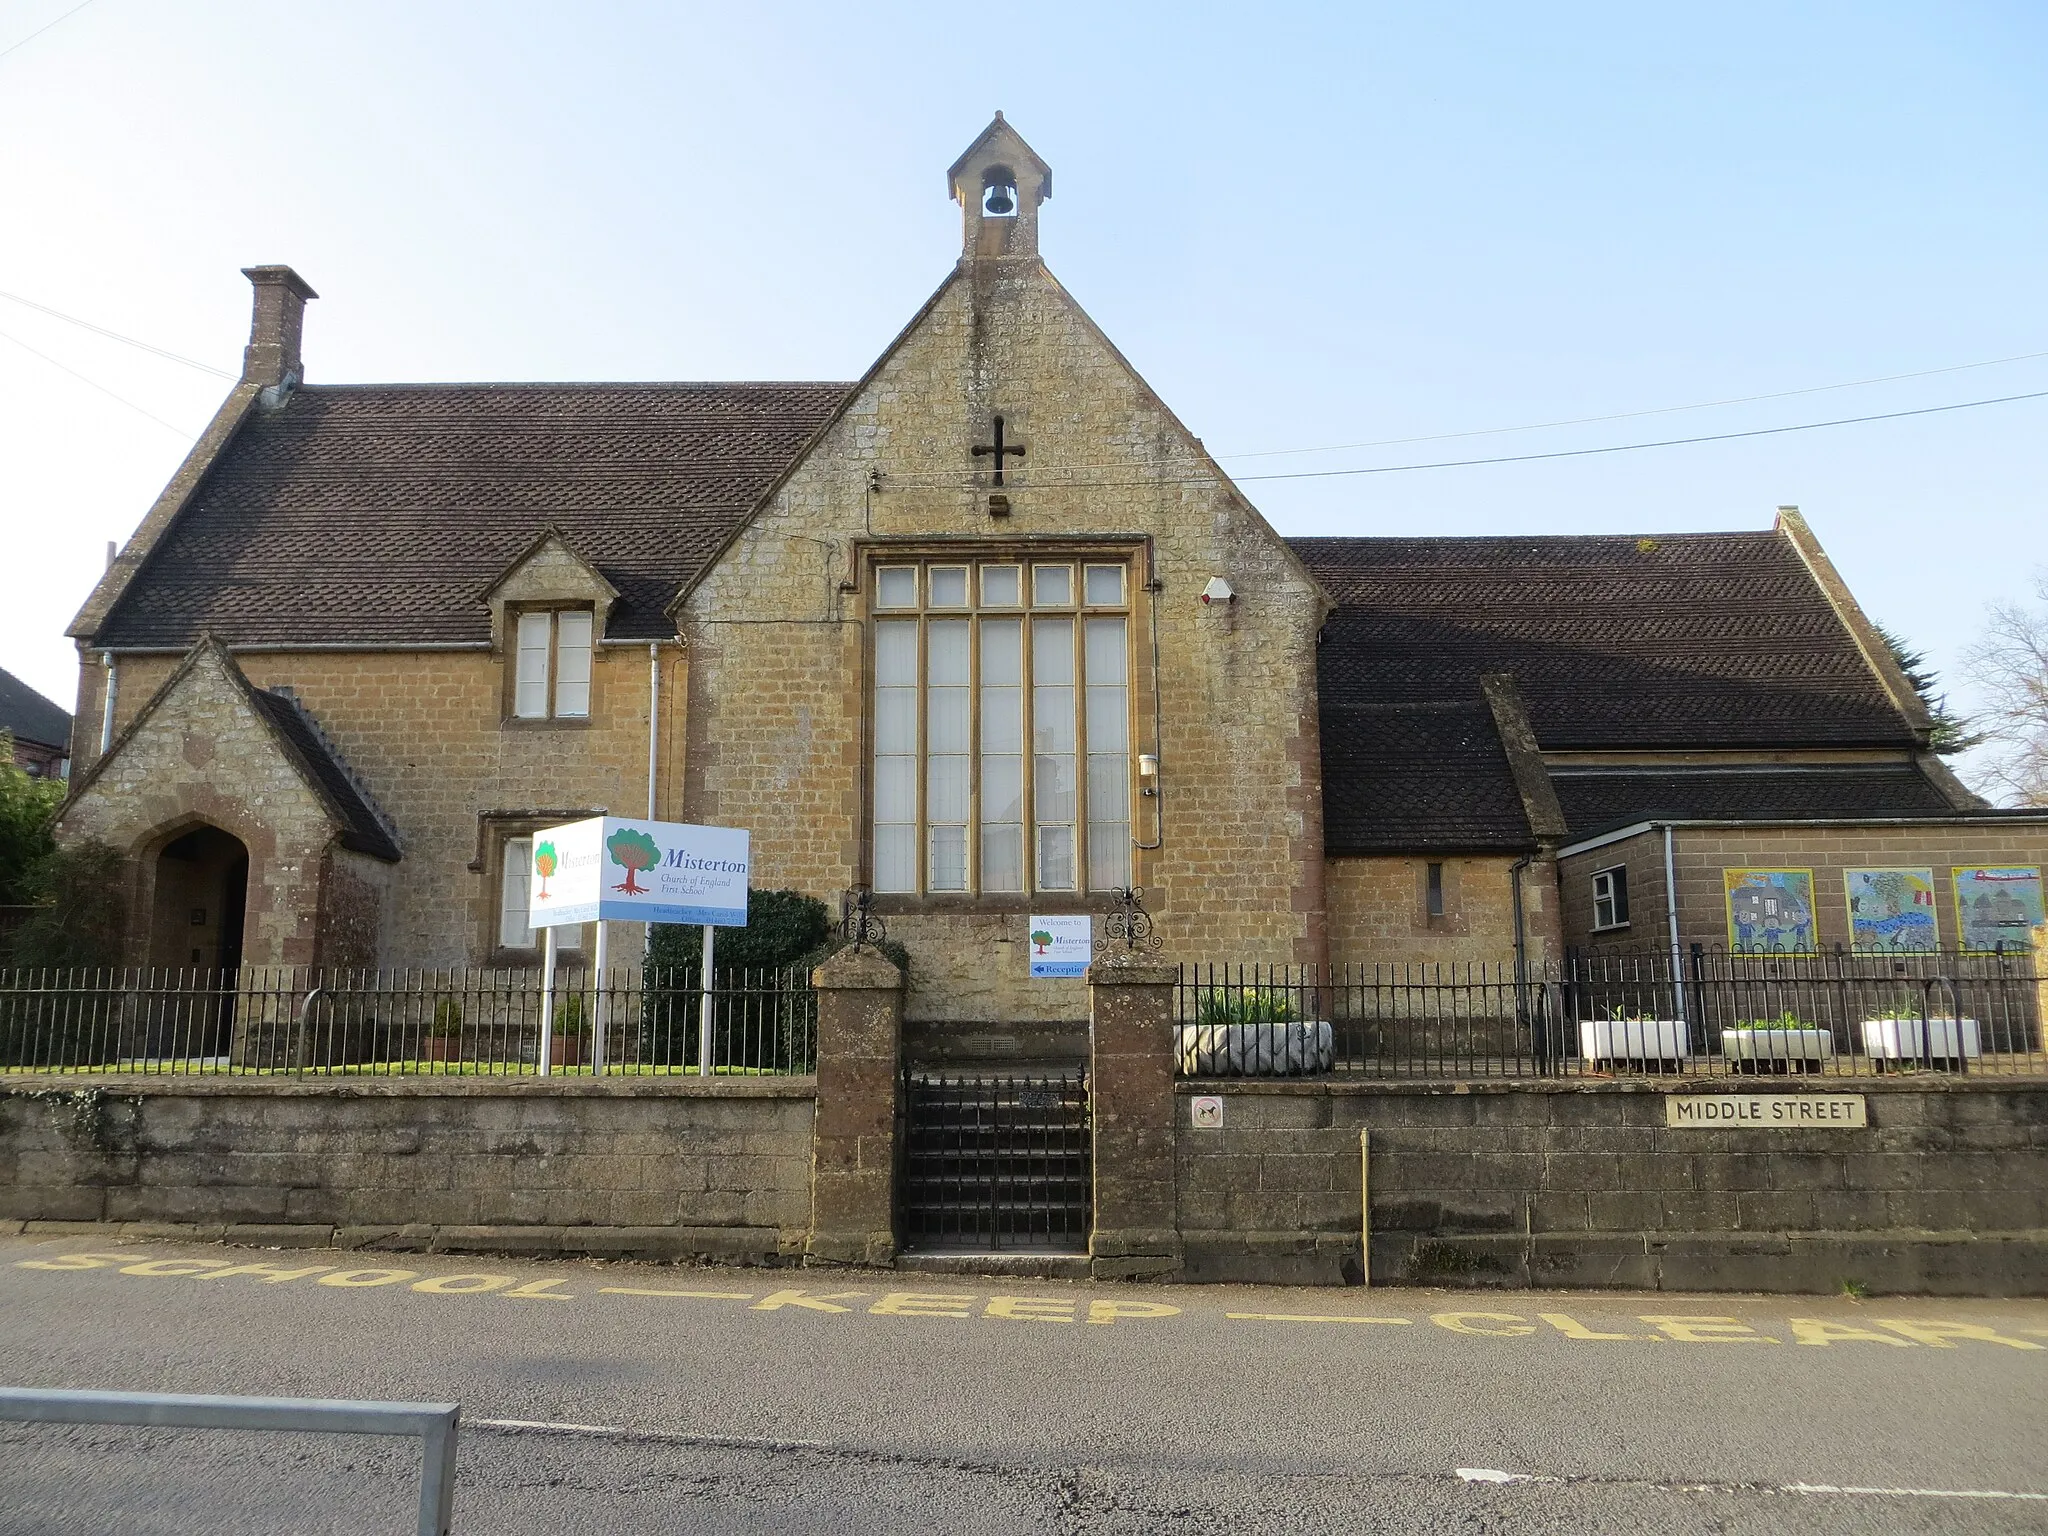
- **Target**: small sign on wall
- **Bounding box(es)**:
[1665,1094,1867,1128]
[1190,1095,1224,1129]
[1028,915,1092,977]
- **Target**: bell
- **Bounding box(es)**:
[983,181,1016,216]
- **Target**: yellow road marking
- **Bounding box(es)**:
[1877,1319,2043,1350]
[1540,1312,1660,1341]
[987,1295,1075,1323]
[1640,1314,1781,1343]
[750,1289,865,1312]
[1226,1312,1412,1325]
[504,1278,578,1300]
[871,1291,977,1318]
[1432,1311,1536,1336]
[1086,1300,1179,1325]
[13,1253,2048,1351]
[1787,1318,1915,1346]
[601,1286,754,1300]
[412,1272,515,1294]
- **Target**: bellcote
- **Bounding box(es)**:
[947,112,1052,261]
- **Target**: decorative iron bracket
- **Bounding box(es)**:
[840,887,886,952]
[1096,886,1163,954]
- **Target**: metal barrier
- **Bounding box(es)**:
[0,1386,460,1536]
[0,963,816,1077]
[901,1070,1092,1253]
[1178,946,2047,1079]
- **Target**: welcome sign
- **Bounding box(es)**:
[528,817,750,928]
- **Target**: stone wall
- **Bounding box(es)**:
[0,1079,813,1264]
[1558,822,2048,953]
[1175,1078,2048,1294]
[79,644,673,968]
[1327,855,1531,970]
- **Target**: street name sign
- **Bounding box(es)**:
[528,817,750,928]
[1665,1094,1867,1129]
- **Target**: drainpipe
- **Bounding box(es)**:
[1663,823,1687,1024]
[1510,851,1534,1059]
[98,652,118,757]
[645,643,661,820]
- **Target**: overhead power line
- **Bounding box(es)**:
[878,387,2048,493]
[0,326,196,437]
[1217,348,2048,460]
[0,0,99,64]
[1227,388,2048,484]
[0,290,236,378]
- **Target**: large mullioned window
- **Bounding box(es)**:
[872,558,1132,896]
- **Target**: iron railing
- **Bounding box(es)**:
[1177,946,2048,1079]
[900,1070,1092,1252]
[0,964,815,1077]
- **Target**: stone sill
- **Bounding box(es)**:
[1174,1074,2048,1097]
[0,1074,816,1100]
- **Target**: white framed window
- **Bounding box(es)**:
[871,555,1134,896]
[1592,866,1630,931]
[512,609,593,720]
[497,834,581,953]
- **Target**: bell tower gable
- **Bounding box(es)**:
[947,112,1052,262]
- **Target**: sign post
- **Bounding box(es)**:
[527,817,751,1077]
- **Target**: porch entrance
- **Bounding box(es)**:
[900,1069,1091,1252]
[146,825,248,1058]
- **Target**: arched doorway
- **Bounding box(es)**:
[150,825,249,974]
[147,825,248,1061]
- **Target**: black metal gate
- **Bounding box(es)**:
[901,1070,1091,1252]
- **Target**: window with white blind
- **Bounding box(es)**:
[497,835,580,952]
[512,609,594,720]
[872,557,1133,896]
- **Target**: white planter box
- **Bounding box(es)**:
[1860,1017,1982,1061]
[1721,1028,1835,1068]
[1579,1019,1693,1063]
[1176,1020,1335,1076]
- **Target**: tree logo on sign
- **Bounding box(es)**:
[533,841,557,899]
[607,827,660,894]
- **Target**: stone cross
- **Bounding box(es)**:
[972,416,1025,486]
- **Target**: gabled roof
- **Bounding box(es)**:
[1291,530,1920,750]
[1550,763,1965,842]
[61,639,399,862]
[246,687,402,861]
[1320,701,1535,854]
[0,667,72,752]
[88,381,850,649]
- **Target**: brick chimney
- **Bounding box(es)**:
[239,265,318,394]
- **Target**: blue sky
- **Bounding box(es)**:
[1,2,2041,788]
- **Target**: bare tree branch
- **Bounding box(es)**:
[1964,572,2048,805]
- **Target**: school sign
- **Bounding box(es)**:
[528,817,751,928]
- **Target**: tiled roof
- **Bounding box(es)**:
[1292,532,1917,749]
[92,382,851,647]
[247,688,401,861]
[0,667,71,751]
[1551,764,1963,842]
[1321,702,1534,854]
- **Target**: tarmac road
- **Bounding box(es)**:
[1,1229,2045,1534]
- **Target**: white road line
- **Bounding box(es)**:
[1785,1482,2048,1502]
[469,1417,834,1453]
[1455,1466,2048,1502]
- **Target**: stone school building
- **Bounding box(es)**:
[55,116,2048,1023]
